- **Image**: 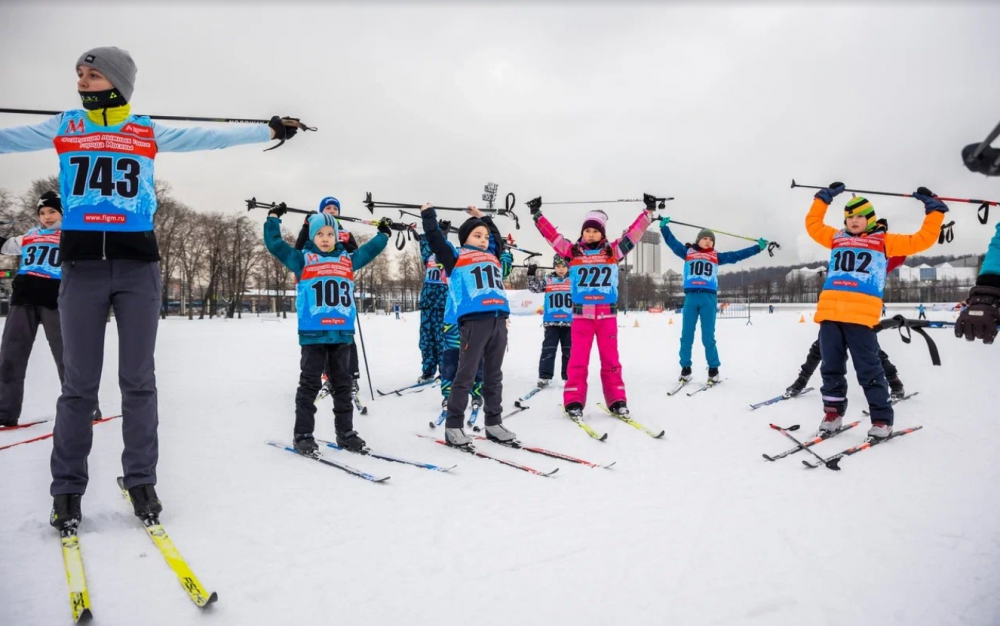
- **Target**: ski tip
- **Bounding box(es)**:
[762,454,775,462]
[361,408,368,415]
[543,467,560,477]
[599,433,608,442]
[654,430,665,439]
[602,461,617,469]
[801,460,819,469]
[472,426,481,433]
[77,608,94,623]
[428,422,436,429]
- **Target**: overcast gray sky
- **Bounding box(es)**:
[1,2,998,270]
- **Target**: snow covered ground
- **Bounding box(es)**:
[1,308,998,626]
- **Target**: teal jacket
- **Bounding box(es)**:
[978,221,1000,288]
[264,216,388,345]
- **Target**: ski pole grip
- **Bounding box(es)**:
[979,202,989,225]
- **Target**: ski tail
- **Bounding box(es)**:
[416,434,558,477]
[596,404,664,439]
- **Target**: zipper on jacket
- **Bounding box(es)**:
[102,231,106,260]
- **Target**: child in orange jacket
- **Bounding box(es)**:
[806,183,946,440]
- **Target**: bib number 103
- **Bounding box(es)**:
[311,280,352,308]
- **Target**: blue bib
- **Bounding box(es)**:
[17,228,62,280]
[424,254,447,285]
[569,248,618,305]
[822,231,888,298]
[296,252,357,331]
[53,111,158,232]
[543,275,573,323]
[444,247,509,324]
[683,248,719,291]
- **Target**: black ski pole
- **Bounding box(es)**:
[0,108,317,151]
[355,311,375,402]
[662,218,781,257]
[769,424,835,469]
[791,179,998,225]
[962,120,1000,177]
[536,195,674,209]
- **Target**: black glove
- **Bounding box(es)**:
[955,285,1000,344]
[527,197,542,217]
[911,186,948,214]
[268,202,287,218]
[526,263,537,277]
[643,193,657,211]
[962,143,1000,177]
[268,116,300,142]
[439,219,451,233]
[377,217,393,236]
[815,182,846,204]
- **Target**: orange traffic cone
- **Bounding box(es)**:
[798,314,805,323]
[633,319,640,328]
[668,317,674,325]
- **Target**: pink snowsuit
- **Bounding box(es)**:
[535,210,653,408]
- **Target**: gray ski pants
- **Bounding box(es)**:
[0,304,64,425]
[50,260,161,495]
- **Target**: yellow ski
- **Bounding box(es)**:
[60,531,93,623]
[597,403,665,439]
[117,478,218,608]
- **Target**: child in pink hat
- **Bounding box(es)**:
[528,196,656,419]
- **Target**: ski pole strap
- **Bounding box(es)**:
[766,241,781,257]
[939,221,955,244]
[979,202,990,225]
[502,193,520,230]
[875,315,942,366]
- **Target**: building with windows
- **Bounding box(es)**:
[633,231,662,281]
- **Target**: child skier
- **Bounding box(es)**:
[806,182,946,439]
[529,196,655,418]
[0,46,306,530]
[0,191,73,426]
[421,204,514,447]
[294,197,362,401]
[660,217,768,384]
[527,255,573,387]
[417,227,449,383]
[264,205,390,455]
[787,248,908,400]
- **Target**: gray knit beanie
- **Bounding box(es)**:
[76,47,137,102]
[696,228,716,247]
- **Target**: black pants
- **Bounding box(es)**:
[0,304,64,425]
[538,325,571,380]
[320,341,359,383]
[446,317,507,429]
[295,343,353,435]
[799,338,899,382]
[818,321,893,424]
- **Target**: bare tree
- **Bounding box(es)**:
[198,213,227,319]
[223,215,263,319]
[177,216,208,320]
[153,183,189,318]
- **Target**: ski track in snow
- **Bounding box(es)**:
[1,310,998,626]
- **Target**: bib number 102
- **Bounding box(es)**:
[68,156,141,198]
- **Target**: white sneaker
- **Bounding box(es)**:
[867,422,892,440]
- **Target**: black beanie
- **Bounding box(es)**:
[458,217,488,246]
[37,190,62,214]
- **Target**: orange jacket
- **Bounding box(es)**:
[806,197,943,327]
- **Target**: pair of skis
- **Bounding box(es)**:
[429,398,484,430]
[60,478,217,623]
[416,432,614,475]
[1,415,122,452]
[750,387,815,410]
[667,378,722,397]
[764,422,922,470]
[376,377,439,397]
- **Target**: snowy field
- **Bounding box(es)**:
[1,308,998,626]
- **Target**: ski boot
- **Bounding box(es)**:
[293,432,319,456]
[127,484,163,522]
[417,372,436,385]
[49,494,82,533]
[565,402,584,419]
[609,400,630,418]
[867,421,892,440]
[707,367,721,384]
[445,427,473,449]
[785,374,808,398]
[818,406,843,434]
[336,429,368,453]
[485,423,518,445]
[537,378,551,389]
[679,366,693,383]
[887,376,905,402]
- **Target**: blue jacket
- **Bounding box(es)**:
[264,216,388,345]
[418,235,449,310]
[421,208,513,323]
[978,221,1000,288]
[660,223,762,292]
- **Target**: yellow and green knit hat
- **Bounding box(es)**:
[844,196,877,232]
